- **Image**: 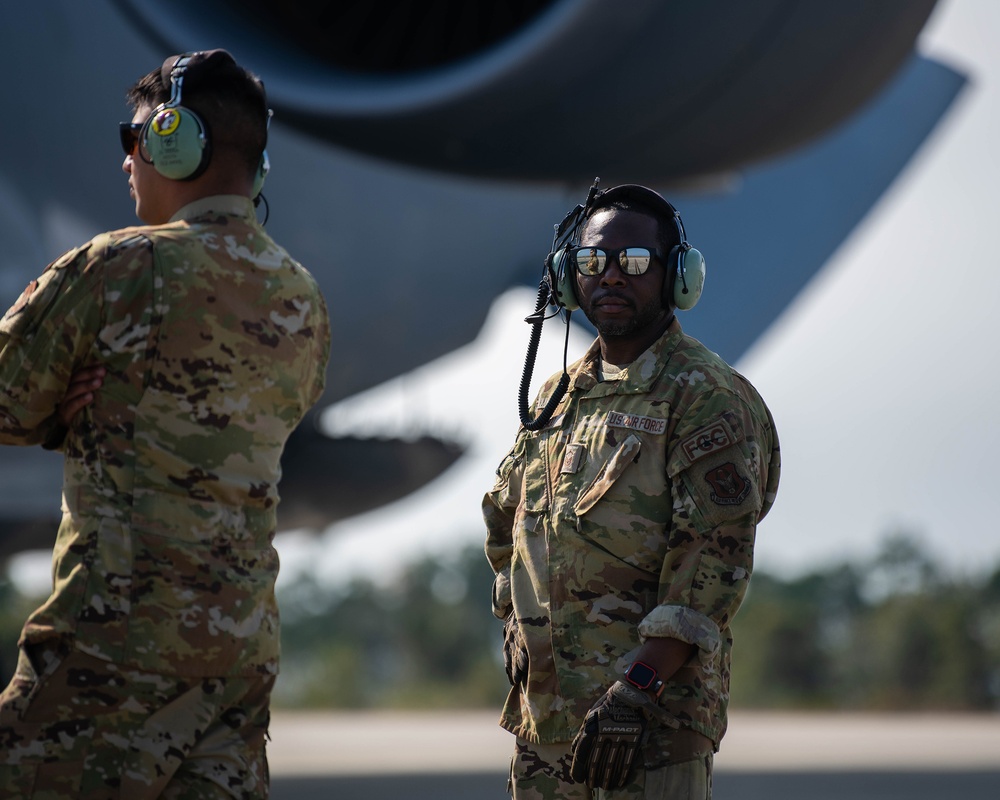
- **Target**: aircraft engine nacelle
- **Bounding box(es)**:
[114,0,940,184]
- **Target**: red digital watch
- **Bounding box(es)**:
[625,661,665,697]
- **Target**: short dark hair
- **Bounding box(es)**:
[127,50,268,177]
[582,184,682,262]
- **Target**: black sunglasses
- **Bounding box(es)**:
[571,246,661,276]
[119,121,143,156]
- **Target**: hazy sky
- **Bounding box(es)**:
[738,0,1000,577]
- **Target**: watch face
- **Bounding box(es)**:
[626,661,656,690]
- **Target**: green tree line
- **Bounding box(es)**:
[2,532,997,711]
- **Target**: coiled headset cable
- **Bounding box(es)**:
[517,178,601,431]
[518,279,571,430]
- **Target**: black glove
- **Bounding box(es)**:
[569,681,678,790]
[503,613,528,687]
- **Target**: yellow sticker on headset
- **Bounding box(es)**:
[151,108,180,136]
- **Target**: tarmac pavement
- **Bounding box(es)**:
[266,710,1000,799]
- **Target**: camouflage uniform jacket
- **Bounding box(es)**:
[0,195,330,678]
[484,318,779,747]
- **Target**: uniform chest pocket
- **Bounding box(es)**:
[573,434,642,517]
[520,427,557,514]
[571,434,670,576]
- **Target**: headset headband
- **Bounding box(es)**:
[160,49,238,100]
[587,184,689,253]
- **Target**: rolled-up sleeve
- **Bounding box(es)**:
[639,387,770,659]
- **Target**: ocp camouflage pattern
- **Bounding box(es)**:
[0,195,331,678]
[0,644,271,797]
[484,319,779,749]
[511,736,712,799]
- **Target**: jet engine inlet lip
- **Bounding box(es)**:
[112,0,587,113]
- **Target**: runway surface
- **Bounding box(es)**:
[266,710,1000,798]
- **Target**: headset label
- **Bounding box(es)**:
[151,108,181,137]
[605,411,666,436]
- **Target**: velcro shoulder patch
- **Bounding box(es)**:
[703,462,752,506]
[605,410,667,435]
[676,416,742,468]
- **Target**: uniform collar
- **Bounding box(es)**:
[571,317,685,396]
[169,194,257,224]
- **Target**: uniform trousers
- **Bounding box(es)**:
[0,642,273,799]
[510,737,712,800]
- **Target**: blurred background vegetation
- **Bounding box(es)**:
[1,531,997,712]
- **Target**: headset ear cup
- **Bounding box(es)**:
[549,249,579,310]
[672,246,706,311]
[142,105,210,180]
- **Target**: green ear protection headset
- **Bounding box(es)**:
[140,53,212,181]
[519,180,706,431]
[140,50,270,197]
[547,183,706,312]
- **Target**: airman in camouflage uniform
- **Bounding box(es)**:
[0,50,330,798]
[484,185,779,799]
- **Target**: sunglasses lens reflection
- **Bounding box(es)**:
[573,247,653,276]
[574,248,606,275]
[620,248,652,275]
